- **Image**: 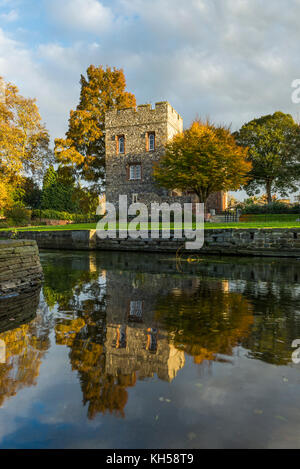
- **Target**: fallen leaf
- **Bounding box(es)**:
[195,383,203,388]
[275,415,288,422]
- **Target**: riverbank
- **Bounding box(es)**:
[1,228,300,257]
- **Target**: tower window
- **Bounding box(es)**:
[129,164,141,180]
[128,300,143,322]
[118,135,125,154]
[148,132,155,151]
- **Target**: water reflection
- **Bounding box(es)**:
[41,252,300,420]
[0,287,50,407]
[1,250,300,445]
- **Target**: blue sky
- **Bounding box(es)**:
[1,0,300,199]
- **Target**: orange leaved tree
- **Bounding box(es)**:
[153,120,251,207]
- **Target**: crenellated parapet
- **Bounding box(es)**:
[105,101,182,130]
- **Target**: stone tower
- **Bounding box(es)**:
[105,101,227,212]
[105,101,185,207]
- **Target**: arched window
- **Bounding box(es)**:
[118,135,125,154]
[148,132,155,151]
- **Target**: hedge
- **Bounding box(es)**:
[241,202,300,214]
[32,209,100,223]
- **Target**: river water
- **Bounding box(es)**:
[0,250,300,448]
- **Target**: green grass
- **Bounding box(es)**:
[0,223,97,232]
[1,217,300,232]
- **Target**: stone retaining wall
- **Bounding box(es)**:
[0,240,44,297]
[2,228,300,257]
[0,230,96,251]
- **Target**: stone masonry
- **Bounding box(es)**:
[0,240,44,297]
[105,101,227,212]
[3,228,300,257]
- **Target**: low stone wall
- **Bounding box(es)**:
[95,228,300,257]
[0,240,44,297]
[2,228,300,257]
[0,230,96,251]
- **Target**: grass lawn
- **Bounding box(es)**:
[1,215,300,232]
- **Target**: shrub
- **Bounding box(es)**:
[32,209,100,223]
[4,206,32,226]
[242,202,300,214]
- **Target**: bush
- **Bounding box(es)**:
[32,209,100,223]
[4,206,32,226]
[242,202,300,214]
[0,222,9,229]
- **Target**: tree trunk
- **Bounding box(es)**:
[195,191,208,219]
[266,181,272,204]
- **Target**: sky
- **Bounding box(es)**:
[1,0,300,199]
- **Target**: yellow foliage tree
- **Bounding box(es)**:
[0,78,51,209]
[154,120,251,206]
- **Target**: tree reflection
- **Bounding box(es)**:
[155,279,254,363]
[241,280,300,365]
[41,251,300,419]
[0,288,51,407]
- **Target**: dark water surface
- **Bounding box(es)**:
[0,250,300,448]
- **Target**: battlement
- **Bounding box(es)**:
[105,101,183,129]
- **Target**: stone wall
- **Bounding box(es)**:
[0,230,97,251]
[94,228,300,257]
[2,228,300,257]
[0,240,44,297]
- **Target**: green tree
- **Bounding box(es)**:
[12,176,42,209]
[235,112,300,204]
[41,165,78,212]
[153,120,251,206]
[55,65,136,191]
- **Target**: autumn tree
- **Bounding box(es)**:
[55,65,136,191]
[235,112,300,204]
[153,120,251,207]
[0,78,51,182]
[0,78,51,210]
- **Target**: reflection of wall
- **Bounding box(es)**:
[105,323,184,382]
[105,270,185,382]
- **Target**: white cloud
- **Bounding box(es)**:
[49,0,113,33]
[2,0,300,184]
[0,8,18,21]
